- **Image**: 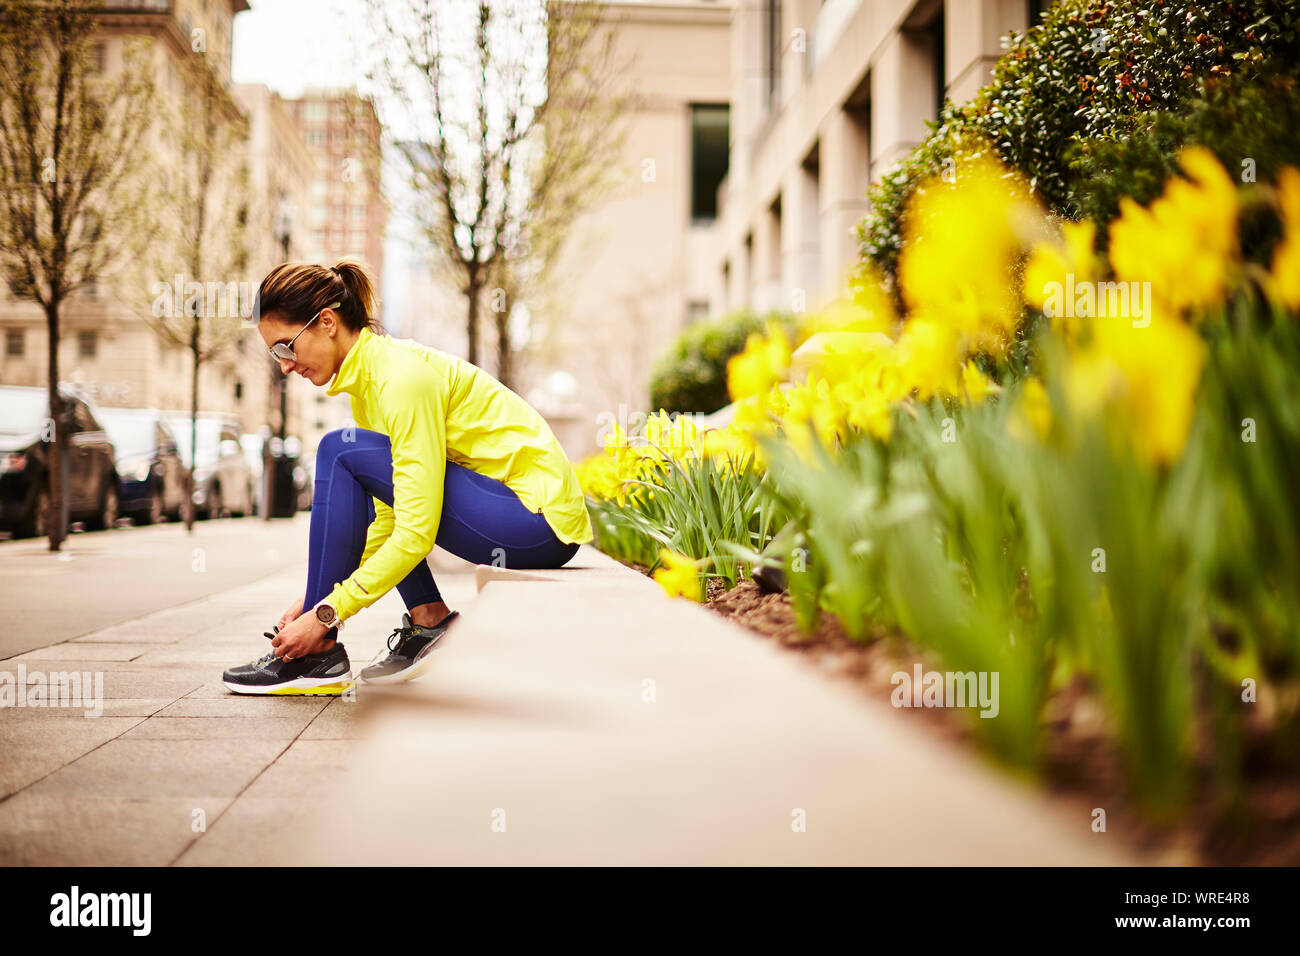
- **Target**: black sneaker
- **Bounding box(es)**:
[359,611,459,684]
[222,640,353,696]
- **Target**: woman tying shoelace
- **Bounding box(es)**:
[222,258,591,695]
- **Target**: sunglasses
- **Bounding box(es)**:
[268,302,340,362]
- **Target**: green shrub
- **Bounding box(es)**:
[648,309,799,414]
[1068,72,1300,263]
[856,0,1300,282]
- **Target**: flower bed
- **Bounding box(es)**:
[579,150,1300,850]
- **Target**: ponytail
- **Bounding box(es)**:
[254,257,384,335]
[331,258,383,334]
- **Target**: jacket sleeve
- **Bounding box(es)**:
[359,498,396,564]
[324,373,447,621]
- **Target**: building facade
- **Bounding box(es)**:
[715,0,1030,315]
[542,0,1036,456]
[231,82,319,454]
[0,6,393,470]
[0,1,272,431]
[539,0,733,458]
[281,89,390,452]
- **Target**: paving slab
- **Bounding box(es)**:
[175,740,362,866]
[0,718,143,799]
[0,795,238,866]
[1,544,480,865]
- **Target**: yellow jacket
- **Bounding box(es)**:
[321,327,592,622]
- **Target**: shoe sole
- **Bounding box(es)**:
[359,633,448,685]
[223,675,355,696]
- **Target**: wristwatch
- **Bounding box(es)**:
[313,599,345,630]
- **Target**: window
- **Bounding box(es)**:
[763,0,783,111]
[686,300,710,324]
[78,330,97,358]
[690,104,729,222]
[928,7,947,119]
[5,330,23,357]
[90,43,106,73]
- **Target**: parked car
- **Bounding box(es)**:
[97,407,188,525]
[0,384,120,537]
[161,412,255,519]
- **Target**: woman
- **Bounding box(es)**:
[222,259,592,695]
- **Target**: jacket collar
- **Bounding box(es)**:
[326,326,376,397]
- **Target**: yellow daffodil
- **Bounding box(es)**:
[806,276,897,337]
[726,323,792,402]
[1108,146,1238,317]
[960,360,997,405]
[1270,165,1300,311]
[653,548,704,602]
[1065,315,1205,467]
[643,409,702,460]
[896,317,962,400]
[1009,378,1052,442]
[899,151,1041,355]
[1023,220,1098,340]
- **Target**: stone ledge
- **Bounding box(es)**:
[298,543,1133,864]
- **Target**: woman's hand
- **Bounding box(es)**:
[277,596,305,632]
[270,610,332,661]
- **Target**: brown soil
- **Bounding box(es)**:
[627,558,1300,865]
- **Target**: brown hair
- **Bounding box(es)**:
[253,258,383,334]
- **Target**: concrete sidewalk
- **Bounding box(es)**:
[2,542,1131,865]
[0,547,478,865]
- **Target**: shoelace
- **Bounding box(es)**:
[386,619,420,655]
[254,624,283,667]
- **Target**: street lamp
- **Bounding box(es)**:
[266,195,296,519]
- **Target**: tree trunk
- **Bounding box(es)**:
[466,274,481,366]
[44,299,65,551]
[185,320,200,533]
[495,310,512,390]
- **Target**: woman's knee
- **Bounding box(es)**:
[316,426,385,466]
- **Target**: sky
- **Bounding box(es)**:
[231,0,375,99]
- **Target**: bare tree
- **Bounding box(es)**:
[140,48,249,531]
[0,0,155,550]
[367,0,629,386]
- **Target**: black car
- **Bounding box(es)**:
[98,407,188,525]
[0,384,121,537]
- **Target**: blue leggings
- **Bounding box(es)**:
[302,427,580,636]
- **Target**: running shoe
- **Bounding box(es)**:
[359,611,459,684]
[222,636,353,696]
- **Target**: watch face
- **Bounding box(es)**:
[316,604,335,624]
